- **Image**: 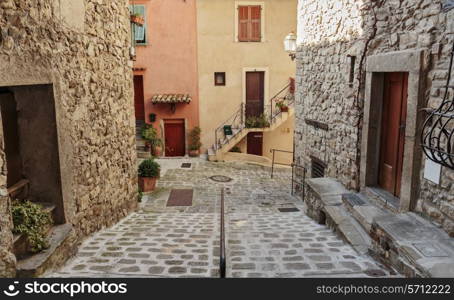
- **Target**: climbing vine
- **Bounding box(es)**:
[12,200,53,253]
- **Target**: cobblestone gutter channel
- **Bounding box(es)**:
[48,161,393,278]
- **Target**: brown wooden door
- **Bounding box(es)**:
[245,71,264,118]
[134,75,145,121]
[164,120,185,157]
[378,72,408,197]
[0,92,23,188]
[247,132,263,156]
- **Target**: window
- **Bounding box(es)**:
[237,5,262,42]
[130,5,147,45]
[214,72,226,86]
[311,156,327,178]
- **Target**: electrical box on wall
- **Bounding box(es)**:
[424,158,442,185]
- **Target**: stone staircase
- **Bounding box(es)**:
[208,107,294,161]
[305,178,454,277]
[136,120,151,159]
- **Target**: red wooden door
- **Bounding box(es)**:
[134,75,145,120]
[247,132,263,156]
[378,72,408,197]
[164,120,185,157]
[245,72,265,118]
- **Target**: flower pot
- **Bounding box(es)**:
[152,146,162,157]
[138,176,157,192]
[189,149,199,157]
[280,106,289,112]
[131,15,145,26]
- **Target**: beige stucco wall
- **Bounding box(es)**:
[197,0,297,153]
[263,114,294,164]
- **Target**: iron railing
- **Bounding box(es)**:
[220,188,226,278]
[213,79,295,152]
[291,164,307,202]
[270,149,294,178]
[421,42,454,170]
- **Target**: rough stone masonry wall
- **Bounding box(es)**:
[0,0,137,277]
[295,0,454,235]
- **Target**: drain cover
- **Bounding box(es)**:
[278,208,300,213]
[181,163,192,168]
[209,175,233,182]
[167,189,193,207]
[364,269,387,277]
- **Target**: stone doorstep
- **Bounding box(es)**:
[372,213,454,278]
[306,178,349,199]
[17,224,75,278]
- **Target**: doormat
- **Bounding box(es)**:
[278,208,300,213]
[209,175,233,183]
[181,163,192,168]
[167,189,193,207]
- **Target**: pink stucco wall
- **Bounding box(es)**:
[132,0,199,148]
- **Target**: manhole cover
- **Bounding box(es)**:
[364,269,387,277]
[181,163,192,168]
[209,175,233,182]
[278,208,300,213]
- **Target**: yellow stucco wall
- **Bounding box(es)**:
[263,114,294,164]
[196,0,297,154]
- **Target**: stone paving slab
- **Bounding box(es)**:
[49,160,391,278]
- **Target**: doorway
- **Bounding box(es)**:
[164,119,185,157]
[245,71,265,118]
[133,75,145,121]
[378,72,408,198]
[247,132,263,156]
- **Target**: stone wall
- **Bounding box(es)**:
[0,0,137,277]
[295,0,454,236]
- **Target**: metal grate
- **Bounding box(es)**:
[421,42,454,170]
[311,156,327,178]
[181,163,191,168]
[167,189,193,207]
[278,207,300,213]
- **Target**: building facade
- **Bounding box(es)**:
[197,0,297,164]
[0,0,137,277]
[295,0,454,276]
[131,0,199,157]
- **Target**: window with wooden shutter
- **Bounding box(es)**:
[130,5,147,45]
[237,5,262,42]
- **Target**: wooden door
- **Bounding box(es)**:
[133,75,145,121]
[245,72,264,118]
[378,72,408,197]
[164,120,185,157]
[0,93,23,188]
[247,132,263,156]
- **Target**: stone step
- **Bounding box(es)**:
[324,205,372,255]
[342,193,391,233]
[137,150,152,159]
[17,224,74,278]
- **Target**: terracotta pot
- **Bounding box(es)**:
[280,106,289,112]
[138,176,157,192]
[152,146,162,157]
[189,149,199,157]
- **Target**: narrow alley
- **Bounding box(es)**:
[49,160,392,278]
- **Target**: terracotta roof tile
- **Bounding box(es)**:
[151,94,192,104]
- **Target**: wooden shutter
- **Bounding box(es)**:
[238,6,249,41]
[250,6,261,41]
[133,5,146,43]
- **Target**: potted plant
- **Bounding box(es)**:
[276,99,289,112]
[141,125,163,157]
[188,126,202,157]
[138,159,160,192]
[130,13,145,26]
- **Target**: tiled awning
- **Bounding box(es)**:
[151,94,192,104]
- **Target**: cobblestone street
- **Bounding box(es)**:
[49,160,391,278]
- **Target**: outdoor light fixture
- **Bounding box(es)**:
[284,31,297,60]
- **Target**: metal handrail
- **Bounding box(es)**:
[270,149,294,178]
[220,188,226,278]
[291,163,307,202]
[212,79,295,153]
